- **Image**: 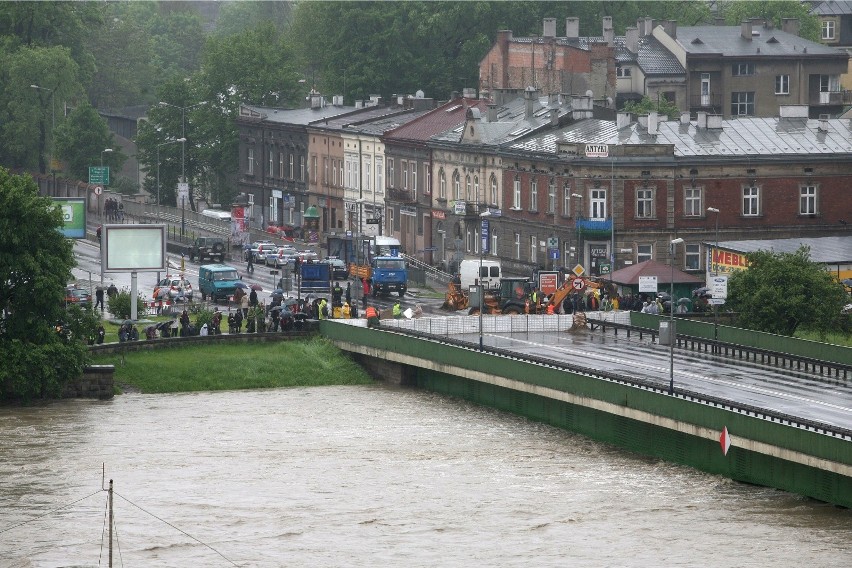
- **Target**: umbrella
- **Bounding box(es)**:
[678,297,691,305]
[283,298,300,307]
[692,287,711,298]
[234,282,248,289]
[250,283,263,291]
[271,288,285,298]
[841,278,852,287]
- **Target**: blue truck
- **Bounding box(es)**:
[370,256,407,297]
[299,261,331,295]
[326,235,408,297]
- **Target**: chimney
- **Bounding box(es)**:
[647,111,659,135]
[680,112,690,124]
[309,89,322,109]
[565,17,580,39]
[741,20,753,40]
[697,112,707,128]
[782,18,800,36]
[819,114,830,132]
[525,86,536,119]
[550,108,559,126]
[715,17,726,26]
[487,104,498,122]
[571,95,593,120]
[617,112,632,129]
[638,17,654,36]
[662,20,677,39]
[603,16,614,45]
[626,27,639,53]
[543,18,556,38]
[463,87,477,99]
[707,114,723,129]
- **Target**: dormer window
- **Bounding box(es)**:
[617,66,632,78]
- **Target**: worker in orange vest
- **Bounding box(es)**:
[365,305,380,328]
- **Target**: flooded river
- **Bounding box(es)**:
[1,386,850,567]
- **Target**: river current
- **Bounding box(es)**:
[1,386,850,567]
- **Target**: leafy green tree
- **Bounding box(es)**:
[0,168,88,402]
[53,101,126,182]
[719,1,820,42]
[727,247,848,337]
[214,1,294,37]
[622,95,681,117]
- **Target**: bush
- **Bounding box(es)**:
[107,289,149,320]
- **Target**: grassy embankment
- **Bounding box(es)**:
[90,338,375,394]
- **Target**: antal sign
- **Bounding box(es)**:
[585,144,609,158]
[707,247,749,276]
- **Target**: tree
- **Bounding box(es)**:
[719,1,820,42]
[0,168,89,402]
[53,101,127,182]
[621,95,681,118]
[726,247,848,337]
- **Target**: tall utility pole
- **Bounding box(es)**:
[159,100,206,183]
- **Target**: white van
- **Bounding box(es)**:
[201,208,231,221]
[459,259,501,290]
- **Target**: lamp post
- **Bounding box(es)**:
[159,100,206,182]
[156,138,186,211]
[572,193,583,267]
[30,84,55,178]
[479,211,491,351]
[707,207,720,349]
[100,148,113,167]
[669,237,684,395]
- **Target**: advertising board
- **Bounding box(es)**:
[53,197,87,239]
[102,224,166,272]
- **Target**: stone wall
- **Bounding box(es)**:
[64,365,115,400]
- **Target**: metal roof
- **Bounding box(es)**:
[615,36,686,75]
[812,1,852,16]
[240,103,360,126]
[717,236,852,264]
[507,116,852,158]
[675,26,846,57]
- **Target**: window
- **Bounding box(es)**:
[637,244,652,263]
[590,188,607,220]
[473,176,479,203]
[360,158,367,192]
[439,169,446,198]
[775,75,789,95]
[323,156,328,185]
[490,175,497,205]
[547,180,556,213]
[822,20,835,40]
[332,159,337,186]
[466,229,472,253]
[412,162,417,198]
[376,157,383,194]
[247,148,254,175]
[800,185,817,215]
[530,179,538,211]
[289,154,294,179]
[465,175,472,200]
[454,171,461,200]
[514,232,520,259]
[345,159,352,188]
[512,178,521,209]
[731,92,755,116]
[424,164,430,195]
[564,186,571,216]
[387,159,394,187]
[491,233,498,256]
[279,152,284,178]
[685,244,700,270]
[339,161,344,187]
[616,66,632,78]
[636,188,653,218]
[530,235,537,264]
[684,186,702,217]
[732,63,754,76]
[819,74,840,92]
[742,185,759,216]
[299,156,305,182]
[268,150,274,177]
[311,156,317,183]
[402,161,408,189]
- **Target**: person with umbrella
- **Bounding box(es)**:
[249,287,258,308]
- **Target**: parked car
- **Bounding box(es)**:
[244,241,276,262]
[298,251,319,263]
[265,224,297,241]
[64,287,91,307]
[153,276,194,301]
[323,258,349,280]
[266,245,298,267]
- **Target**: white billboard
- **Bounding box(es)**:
[102,224,166,272]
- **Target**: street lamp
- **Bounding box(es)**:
[669,237,684,395]
[707,207,720,348]
[101,148,113,167]
[572,193,583,266]
[156,138,186,210]
[479,210,492,351]
[158,100,206,183]
[30,84,55,177]
[356,197,365,235]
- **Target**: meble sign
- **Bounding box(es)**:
[585,144,609,158]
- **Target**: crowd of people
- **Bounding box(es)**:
[103,198,124,222]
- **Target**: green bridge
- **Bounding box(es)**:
[321,318,852,508]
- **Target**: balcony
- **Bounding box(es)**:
[690,93,722,113]
[387,186,416,203]
[450,200,484,217]
[576,217,612,238]
[810,90,852,106]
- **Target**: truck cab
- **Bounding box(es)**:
[371,256,407,297]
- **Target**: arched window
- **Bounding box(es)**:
[465,175,472,200]
[439,169,446,199]
[490,175,498,205]
[453,171,461,200]
[474,176,479,202]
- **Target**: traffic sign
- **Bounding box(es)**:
[547,236,559,249]
[88,166,109,186]
[549,248,559,260]
[572,278,586,290]
[710,275,728,299]
[572,264,585,277]
[366,219,380,224]
[599,263,611,275]
[92,186,103,196]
